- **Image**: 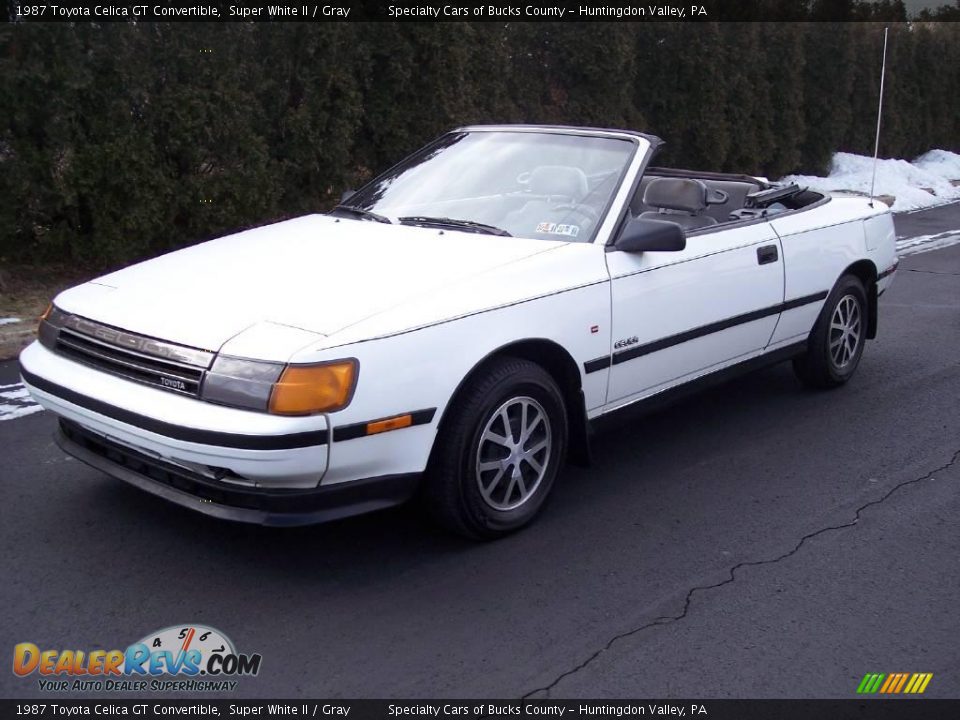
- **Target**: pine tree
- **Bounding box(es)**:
[719,23,774,174]
[800,24,857,173]
[762,22,806,176]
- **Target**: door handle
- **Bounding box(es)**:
[757,245,779,265]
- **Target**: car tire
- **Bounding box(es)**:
[793,274,868,389]
[423,356,568,540]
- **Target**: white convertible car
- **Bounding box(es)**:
[20,125,899,538]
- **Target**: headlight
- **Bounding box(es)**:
[268,359,359,416]
[201,356,285,412]
[201,357,358,416]
[38,304,67,349]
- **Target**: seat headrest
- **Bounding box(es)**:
[643,178,709,213]
[527,166,589,199]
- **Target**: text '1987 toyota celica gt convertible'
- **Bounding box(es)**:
[20,125,899,538]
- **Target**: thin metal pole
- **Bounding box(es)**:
[869,27,890,207]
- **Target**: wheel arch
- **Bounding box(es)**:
[839,259,879,339]
[432,338,592,468]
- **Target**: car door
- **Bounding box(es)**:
[601,221,785,408]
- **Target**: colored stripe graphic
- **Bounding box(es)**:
[881,673,902,693]
[857,674,885,694]
[857,672,933,694]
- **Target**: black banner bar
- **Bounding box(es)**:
[4,0,951,23]
[3,700,960,720]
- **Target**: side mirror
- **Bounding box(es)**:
[613,217,687,253]
[340,189,356,203]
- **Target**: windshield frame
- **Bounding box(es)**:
[337,127,643,245]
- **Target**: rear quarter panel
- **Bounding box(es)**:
[767,197,892,347]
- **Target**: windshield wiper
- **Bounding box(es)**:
[332,205,393,224]
[399,216,512,237]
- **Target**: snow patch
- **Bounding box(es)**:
[0,402,43,421]
[896,230,960,256]
[0,317,22,326]
[0,385,34,401]
[783,150,960,212]
[0,382,43,422]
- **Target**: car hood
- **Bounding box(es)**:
[54,215,563,353]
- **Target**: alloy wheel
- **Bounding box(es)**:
[475,396,552,511]
[829,294,862,368]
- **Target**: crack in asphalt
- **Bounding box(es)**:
[904,268,960,276]
[522,448,960,699]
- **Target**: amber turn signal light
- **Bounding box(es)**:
[366,414,413,436]
[268,359,358,415]
[40,303,53,321]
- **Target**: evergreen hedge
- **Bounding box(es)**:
[1,21,958,267]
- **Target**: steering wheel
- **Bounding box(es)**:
[547,197,600,226]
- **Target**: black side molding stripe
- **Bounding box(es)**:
[779,291,829,311]
[583,356,612,374]
[19,366,329,450]
[333,408,436,442]
[583,291,827,374]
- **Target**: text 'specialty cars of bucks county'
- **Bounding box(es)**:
[20,125,899,539]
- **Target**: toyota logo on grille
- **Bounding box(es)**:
[159,377,188,391]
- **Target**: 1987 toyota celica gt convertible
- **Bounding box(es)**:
[21,126,899,538]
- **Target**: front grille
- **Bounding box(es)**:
[48,315,213,398]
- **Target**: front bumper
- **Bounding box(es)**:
[20,341,330,489]
[20,339,436,524]
[56,419,420,526]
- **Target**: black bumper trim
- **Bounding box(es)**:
[21,365,328,450]
[878,259,899,280]
[56,419,420,527]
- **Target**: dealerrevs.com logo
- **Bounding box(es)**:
[13,624,262,692]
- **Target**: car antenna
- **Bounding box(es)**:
[869,27,890,209]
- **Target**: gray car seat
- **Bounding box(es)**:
[638,178,718,229]
[701,180,760,221]
[525,165,589,201]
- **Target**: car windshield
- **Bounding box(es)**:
[338,131,637,242]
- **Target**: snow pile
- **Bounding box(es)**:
[783,150,960,212]
[913,149,960,182]
[0,318,22,326]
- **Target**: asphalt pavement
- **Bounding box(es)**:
[1,206,958,700]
